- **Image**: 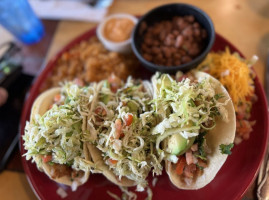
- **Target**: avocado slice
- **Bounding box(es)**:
[167,134,195,155]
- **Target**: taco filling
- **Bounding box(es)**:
[23,84,92,190]
[81,76,162,191]
[23,72,235,192]
[151,72,235,188]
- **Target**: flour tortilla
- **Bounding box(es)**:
[87,143,136,187]
[29,88,90,188]
[165,71,236,190]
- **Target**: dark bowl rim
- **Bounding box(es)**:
[131,3,216,71]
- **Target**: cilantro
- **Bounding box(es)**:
[214,93,224,100]
[195,131,207,145]
[195,154,207,161]
[209,107,220,117]
[219,143,234,155]
[194,131,208,160]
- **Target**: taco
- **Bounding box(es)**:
[23,86,91,190]
[151,72,236,190]
[83,76,162,191]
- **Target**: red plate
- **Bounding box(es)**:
[20,28,269,200]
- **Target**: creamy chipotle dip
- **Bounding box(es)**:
[103,18,135,42]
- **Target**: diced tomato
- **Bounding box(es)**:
[110,85,118,93]
[119,132,125,139]
[245,91,257,102]
[114,119,123,139]
[108,74,122,93]
[108,158,118,165]
[54,94,61,103]
[237,119,253,139]
[124,113,133,126]
[236,104,246,120]
[94,107,106,116]
[176,156,186,176]
[42,155,52,163]
[236,113,245,120]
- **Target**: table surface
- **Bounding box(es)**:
[1,0,269,199]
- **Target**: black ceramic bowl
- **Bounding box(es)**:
[131,3,215,73]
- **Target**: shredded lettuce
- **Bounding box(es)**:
[23,72,230,195]
[151,73,229,158]
[23,83,90,171]
[83,77,162,191]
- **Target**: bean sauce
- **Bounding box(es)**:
[140,15,207,66]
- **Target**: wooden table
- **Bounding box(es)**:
[1,0,269,199]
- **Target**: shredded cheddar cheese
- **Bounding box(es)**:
[198,48,254,111]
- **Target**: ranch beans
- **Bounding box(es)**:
[140,15,207,66]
